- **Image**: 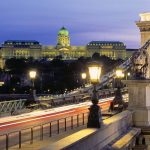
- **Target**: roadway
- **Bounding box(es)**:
[0,94,128,150]
[0,96,115,134]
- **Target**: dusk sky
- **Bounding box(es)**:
[0,0,149,48]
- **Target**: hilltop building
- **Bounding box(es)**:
[0,26,137,68]
[86,41,126,60]
[1,40,41,59]
[56,27,70,49]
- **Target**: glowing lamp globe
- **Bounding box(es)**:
[29,70,37,79]
[88,62,102,84]
[81,73,87,80]
[116,69,124,78]
[127,72,130,76]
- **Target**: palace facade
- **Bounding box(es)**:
[0,27,136,66]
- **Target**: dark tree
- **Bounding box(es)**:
[92,52,100,61]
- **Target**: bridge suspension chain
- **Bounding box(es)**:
[85,39,150,92]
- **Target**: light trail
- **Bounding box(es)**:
[0,96,114,124]
[0,95,128,132]
[0,110,75,128]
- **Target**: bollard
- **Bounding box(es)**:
[30,128,33,144]
[83,113,85,125]
[49,123,52,137]
[6,134,9,150]
[65,118,67,131]
[40,125,43,140]
[71,116,73,129]
[19,131,21,148]
[77,114,79,127]
[57,120,59,134]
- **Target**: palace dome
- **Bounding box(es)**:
[58,27,69,36]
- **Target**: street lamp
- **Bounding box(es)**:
[28,70,37,104]
[81,73,86,80]
[81,73,86,87]
[126,72,130,80]
[127,72,130,76]
[116,69,124,79]
[87,61,102,128]
[29,70,37,89]
[115,69,124,88]
[109,68,125,112]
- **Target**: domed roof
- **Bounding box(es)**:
[58,27,69,36]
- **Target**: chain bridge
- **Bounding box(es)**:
[0,40,150,115]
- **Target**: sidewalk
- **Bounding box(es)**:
[9,116,111,150]
[9,125,86,150]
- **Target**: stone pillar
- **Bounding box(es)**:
[136,13,150,47]
[123,80,150,126]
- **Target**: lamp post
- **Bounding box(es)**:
[115,69,124,88]
[29,70,37,89]
[81,73,86,88]
[87,61,102,128]
[126,72,130,80]
[29,70,37,103]
[110,68,124,112]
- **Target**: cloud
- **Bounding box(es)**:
[0,0,149,48]
[71,30,140,48]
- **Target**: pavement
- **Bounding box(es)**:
[8,115,112,150]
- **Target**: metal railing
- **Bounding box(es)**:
[0,112,89,150]
[0,89,105,113]
[0,99,27,114]
[0,88,128,114]
[0,111,114,150]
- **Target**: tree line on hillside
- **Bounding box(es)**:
[0,53,123,94]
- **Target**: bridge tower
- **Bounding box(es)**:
[136,12,150,46]
[136,12,150,78]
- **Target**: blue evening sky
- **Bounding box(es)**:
[0,0,149,48]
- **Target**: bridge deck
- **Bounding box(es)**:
[9,125,86,150]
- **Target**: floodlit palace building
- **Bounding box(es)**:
[0,26,137,68]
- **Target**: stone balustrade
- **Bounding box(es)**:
[41,110,140,150]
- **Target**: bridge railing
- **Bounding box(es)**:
[0,110,114,150]
[0,99,27,114]
[0,88,128,114]
[43,88,128,107]
[0,112,88,150]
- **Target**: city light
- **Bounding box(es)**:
[127,72,130,76]
[87,61,102,128]
[88,62,102,84]
[29,70,37,79]
[115,69,124,79]
[81,73,86,80]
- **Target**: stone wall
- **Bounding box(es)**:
[42,111,134,150]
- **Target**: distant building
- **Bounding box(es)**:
[41,27,87,59]
[1,40,42,59]
[56,27,70,49]
[0,27,137,68]
[86,41,126,59]
[0,47,5,69]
